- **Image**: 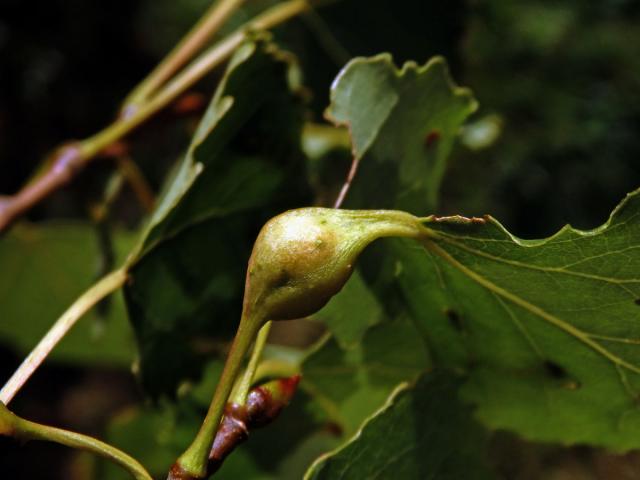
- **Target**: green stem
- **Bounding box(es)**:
[176,314,264,478]
[0,268,127,405]
[231,321,272,405]
[251,357,300,385]
[122,0,247,113]
[0,402,151,480]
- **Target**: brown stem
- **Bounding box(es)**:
[209,375,300,475]
[115,156,156,212]
[0,143,84,232]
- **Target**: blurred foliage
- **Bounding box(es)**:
[444,0,640,237]
[0,223,136,366]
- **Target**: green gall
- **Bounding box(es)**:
[176,208,428,474]
[242,207,425,323]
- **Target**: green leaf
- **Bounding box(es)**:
[0,223,136,366]
[333,61,640,448]
[304,372,495,480]
[299,53,475,451]
[315,53,477,344]
[124,36,311,397]
[312,270,384,349]
[310,50,476,374]
[394,191,640,450]
[326,54,477,212]
[301,317,430,436]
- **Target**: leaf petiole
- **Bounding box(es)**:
[0,402,152,480]
[231,321,273,405]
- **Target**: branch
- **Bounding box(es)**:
[0,0,310,234]
[115,156,156,213]
[122,0,247,114]
[0,143,84,232]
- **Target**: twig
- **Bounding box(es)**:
[115,156,156,212]
[333,157,358,208]
[0,0,310,234]
[122,0,247,114]
[0,402,152,480]
[174,316,263,478]
[208,375,300,475]
[0,268,128,405]
[168,376,301,479]
[0,143,84,232]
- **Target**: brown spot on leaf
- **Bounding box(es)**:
[444,308,463,331]
[544,360,568,379]
[563,380,581,390]
[325,422,343,436]
[424,129,441,148]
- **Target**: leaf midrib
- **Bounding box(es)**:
[423,238,640,376]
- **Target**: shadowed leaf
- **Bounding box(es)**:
[124,37,311,397]
[305,372,495,480]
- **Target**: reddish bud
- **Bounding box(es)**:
[246,375,301,428]
[207,375,301,475]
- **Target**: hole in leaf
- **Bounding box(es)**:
[543,360,568,379]
[634,299,640,306]
[444,308,463,331]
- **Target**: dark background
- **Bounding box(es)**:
[2,0,640,478]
